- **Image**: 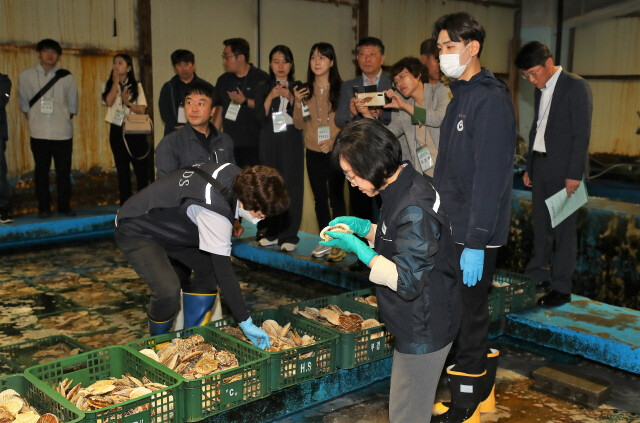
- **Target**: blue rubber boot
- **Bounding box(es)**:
[183,292,217,328]
[148,317,175,336]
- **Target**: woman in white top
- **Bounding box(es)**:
[102,54,149,204]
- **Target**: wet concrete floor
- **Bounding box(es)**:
[0,239,638,422]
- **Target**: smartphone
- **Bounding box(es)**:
[357,92,386,107]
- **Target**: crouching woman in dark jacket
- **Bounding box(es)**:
[321,119,461,423]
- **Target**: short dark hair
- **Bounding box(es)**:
[185,80,216,104]
[515,41,553,70]
[390,57,425,80]
[223,38,250,62]
[420,38,439,59]
[170,49,195,66]
[432,12,486,57]
[333,120,402,190]
[233,165,289,216]
[356,37,385,55]
[36,39,62,55]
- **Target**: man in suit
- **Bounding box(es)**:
[335,37,392,223]
[516,41,593,307]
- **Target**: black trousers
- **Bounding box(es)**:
[115,230,215,322]
[110,124,149,205]
[30,137,72,212]
[525,155,577,294]
[306,149,346,229]
[452,244,499,374]
[234,146,259,169]
[258,125,304,244]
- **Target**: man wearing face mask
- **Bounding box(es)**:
[115,162,289,348]
[431,13,516,423]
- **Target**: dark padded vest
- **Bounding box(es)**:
[375,165,461,354]
[116,162,240,248]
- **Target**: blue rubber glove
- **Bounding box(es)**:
[320,231,377,266]
[328,216,371,238]
[460,248,484,287]
[239,317,270,350]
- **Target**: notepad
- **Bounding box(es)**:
[545,180,588,228]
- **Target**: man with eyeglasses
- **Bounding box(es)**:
[335,37,392,250]
[158,49,212,136]
[515,41,592,308]
[213,38,269,168]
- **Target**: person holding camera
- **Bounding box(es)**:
[293,42,346,261]
[102,54,149,205]
[254,45,303,252]
[356,57,450,177]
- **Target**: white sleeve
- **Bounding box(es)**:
[187,205,233,256]
[136,82,147,106]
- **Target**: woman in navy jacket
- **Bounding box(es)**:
[321,119,461,422]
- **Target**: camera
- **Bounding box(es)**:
[356,92,388,107]
[293,81,308,91]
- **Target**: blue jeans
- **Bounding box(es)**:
[0,138,10,211]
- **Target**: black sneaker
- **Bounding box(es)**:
[0,210,13,224]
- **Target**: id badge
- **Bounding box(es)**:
[225,101,241,121]
[177,105,186,124]
[272,111,287,133]
[40,98,54,115]
[113,109,125,126]
[318,125,330,143]
[417,145,434,172]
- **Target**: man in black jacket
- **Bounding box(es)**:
[158,49,213,136]
[431,13,516,423]
[116,162,289,342]
[0,73,12,223]
[516,41,592,307]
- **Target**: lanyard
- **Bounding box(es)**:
[536,90,552,131]
[313,89,330,124]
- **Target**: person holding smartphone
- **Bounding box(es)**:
[255,45,303,252]
[102,54,149,205]
[293,42,346,261]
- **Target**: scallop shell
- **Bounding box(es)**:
[319,223,353,242]
[139,349,159,362]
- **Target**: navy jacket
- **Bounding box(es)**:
[433,68,516,248]
[0,73,10,141]
[375,164,461,354]
[526,70,592,183]
[155,122,235,179]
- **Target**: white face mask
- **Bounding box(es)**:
[439,43,471,79]
[238,207,262,225]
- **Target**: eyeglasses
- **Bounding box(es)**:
[221,54,237,61]
[392,71,410,89]
[343,171,354,184]
[521,66,542,80]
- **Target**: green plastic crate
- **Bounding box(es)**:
[280,296,393,369]
[209,309,338,391]
[339,288,378,311]
[493,270,537,313]
[1,374,83,422]
[26,345,181,423]
[127,325,269,421]
[488,288,506,322]
[0,335,89,372]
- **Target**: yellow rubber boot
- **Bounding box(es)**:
[478,349,500,413]
[431,365,484,423]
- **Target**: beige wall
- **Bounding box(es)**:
[369,0,516,73]
[573,17,640,156]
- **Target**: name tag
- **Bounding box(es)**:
[417,145,434,173]
[225,101,241,121]
[177,105,186,124]
[272,111,287,133]
[318,125,330,143]
[113,109,125,126]
[40,98,54,115]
